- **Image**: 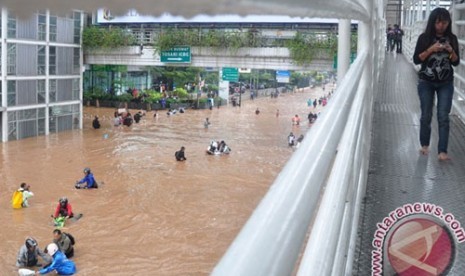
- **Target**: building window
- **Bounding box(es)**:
[38,13,46,41]
[73,48,80,74]
[73,12,81,44]
[38,46,46,75]
[49,79,57,103]
[7,14,16,38]
[7,80,16,106]
[72,79,80,100]
[49,46,56,75]
[7,43,16,75]
[49,16,57,42]
[37,80,46,103]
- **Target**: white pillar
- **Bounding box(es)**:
[1,8,8,142]
[337,19,351,86]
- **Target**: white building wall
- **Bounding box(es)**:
[0,8,83,142]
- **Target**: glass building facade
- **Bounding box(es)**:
[0,9,83,141]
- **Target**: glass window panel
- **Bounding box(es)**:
[37,80,46,103]
[49,47,56,75]
[7,44,16,75]
[7,15,16,38]
[7,80,16,106]
[49,79,57,103]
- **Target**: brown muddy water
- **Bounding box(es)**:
[0,86,331,275]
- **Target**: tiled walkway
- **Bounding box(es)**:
[353,53,465,275]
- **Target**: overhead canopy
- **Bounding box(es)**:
[1,0,371,20]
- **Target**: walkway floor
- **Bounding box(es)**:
[353,53,465,275]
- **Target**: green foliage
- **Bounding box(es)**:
[173,88,188,99]
[144,90,164,103]
[286,33,315,66]
[82,26,136,50]
[83,91,93,101]
[116,93,133,103]
[208,84,218,92]
[166,97,179,104]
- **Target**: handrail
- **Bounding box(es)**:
[212,50,368,276]
[297,58,370,275]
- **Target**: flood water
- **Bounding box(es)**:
[0,86,331,275]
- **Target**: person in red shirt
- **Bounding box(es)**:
[292,114,301,125]
[54,197,74,219]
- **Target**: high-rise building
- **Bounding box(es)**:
[0,9,83,142]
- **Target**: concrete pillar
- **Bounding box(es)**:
[337,19,351,86]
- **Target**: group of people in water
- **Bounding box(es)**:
[288,132,305,148]
[17,233,76,276]
[12,167,99,275]
[206,140,231,155]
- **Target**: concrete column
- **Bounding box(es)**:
[337,19,351,86]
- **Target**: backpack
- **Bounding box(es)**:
[64,232,75,245]
[11,190,23,209]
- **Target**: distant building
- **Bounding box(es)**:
[0,9,83,141]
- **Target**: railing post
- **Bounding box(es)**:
[337,19,351,86]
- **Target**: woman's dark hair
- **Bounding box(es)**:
[424,7,452,44]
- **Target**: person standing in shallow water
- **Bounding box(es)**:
[175,146,186,161]
[413,7,459,161]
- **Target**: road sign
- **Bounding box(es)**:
[222,67,239,82]
[161,46,191,63]
[276,70,290,83]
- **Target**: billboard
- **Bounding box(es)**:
[276,70,291,83]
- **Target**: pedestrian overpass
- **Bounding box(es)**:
[85,46,334,71]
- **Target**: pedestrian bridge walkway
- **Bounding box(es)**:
[213,50,465,275]
[353,53,465,274]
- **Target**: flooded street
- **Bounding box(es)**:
[0,87,330,275]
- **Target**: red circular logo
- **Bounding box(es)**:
[387,218,454,275]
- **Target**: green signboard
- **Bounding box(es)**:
[161,46,191,63]
[222,67,239,82]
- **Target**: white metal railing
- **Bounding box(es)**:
[213,46,373,275]
[453,2,465,121]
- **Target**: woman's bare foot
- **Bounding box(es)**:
[420,146,429,155]
[438,152,451,161]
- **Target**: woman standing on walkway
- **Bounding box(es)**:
[413,7,459,161]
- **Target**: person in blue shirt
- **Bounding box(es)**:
[75,168,98,189]
[37,243,76,275]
